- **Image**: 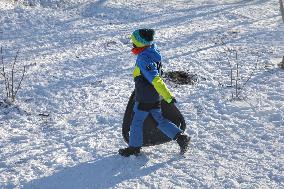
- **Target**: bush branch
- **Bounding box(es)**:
[13,65,27,100]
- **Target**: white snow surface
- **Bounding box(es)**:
[0,0,284,188]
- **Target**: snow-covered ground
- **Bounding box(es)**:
[0,0,283,188]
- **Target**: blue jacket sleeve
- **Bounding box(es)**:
[136,55,159,83]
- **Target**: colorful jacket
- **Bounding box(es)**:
[133,44,173,104]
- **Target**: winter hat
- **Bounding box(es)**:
[131,29,155,48]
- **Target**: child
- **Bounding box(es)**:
[119,29,190,157]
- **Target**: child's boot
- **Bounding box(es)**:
[175,133,191,155]
[118,147,141,157]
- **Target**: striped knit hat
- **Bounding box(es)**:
[131,29,155,47]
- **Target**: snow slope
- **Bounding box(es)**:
[0,0,283,188]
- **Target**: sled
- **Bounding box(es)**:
[122,91,186,147]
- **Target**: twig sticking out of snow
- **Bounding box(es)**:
[280,0,284,23]
[279,56,284,69]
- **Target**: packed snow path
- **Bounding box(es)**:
[0,0,283,188]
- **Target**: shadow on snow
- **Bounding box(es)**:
[23,154,175,189]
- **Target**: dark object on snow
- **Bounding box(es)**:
[122,91,186,147]
[176,133,191,155]
[279,56,284,69]
[119,146,141,157]
[164,71,198,85]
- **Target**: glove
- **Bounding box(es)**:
[166,97,177,104]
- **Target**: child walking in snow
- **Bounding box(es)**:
[119,29,190,157]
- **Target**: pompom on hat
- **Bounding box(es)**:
[131,29,155,48]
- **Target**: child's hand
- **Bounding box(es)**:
[171,98,177,104]
[167,97,177,104]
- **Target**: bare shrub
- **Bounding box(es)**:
[212,32,264,101]
[0,47,27,103]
